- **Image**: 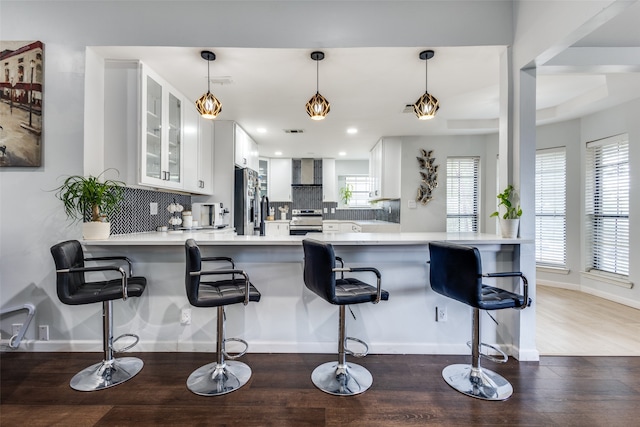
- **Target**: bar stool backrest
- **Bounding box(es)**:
[302,239,338,304]
[185,239,203,306]
[428,242,483,308]
[50,240,87,305]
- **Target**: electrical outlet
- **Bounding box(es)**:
[150,202,158,215]
[180,308,192,325]
[11,323,23,336]
[38,325,49,341]
[436,306,448,322]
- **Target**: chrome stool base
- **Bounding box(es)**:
[70,357,144,392]
[311,361,373,396]
[187,361,252,396]
[442,364,513,401]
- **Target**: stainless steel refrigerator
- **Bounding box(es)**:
[234,167,260,235]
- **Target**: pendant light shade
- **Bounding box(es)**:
[413,50,439,120]
[305,51,330,120]
[196,50,222,119]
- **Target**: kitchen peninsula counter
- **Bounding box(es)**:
[81,232,537,361]
[83,230,529,246]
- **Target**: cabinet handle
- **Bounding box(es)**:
[243,157,247,165]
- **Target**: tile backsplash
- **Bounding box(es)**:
[112,189,399,235]
[112,187,191,235]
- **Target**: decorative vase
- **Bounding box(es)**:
[83,221,111,240]
[499,218,519,239]
[281,212,287,221]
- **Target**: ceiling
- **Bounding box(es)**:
[92,2,640,160]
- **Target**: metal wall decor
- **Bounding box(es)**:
[416,149,438,205]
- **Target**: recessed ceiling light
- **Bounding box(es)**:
[339,151,346,156]
[347,128,358,134]
[257,127,267,133]
[275,151,283,156]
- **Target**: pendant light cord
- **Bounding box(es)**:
[316,58,320,94]
[207,58,211,93]
[425,57,428,92]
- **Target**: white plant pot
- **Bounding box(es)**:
[83,221,111,240]
[499,218,519,239]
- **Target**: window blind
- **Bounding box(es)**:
[535,147,566,268]
[585,134,629,276]
[447,157,480,232]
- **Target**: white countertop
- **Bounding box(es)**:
[83,231,531,246]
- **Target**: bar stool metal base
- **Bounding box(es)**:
[311,361,373,396]
[70,357,144,392]
[442,364,513,401]
[187,361,252,396]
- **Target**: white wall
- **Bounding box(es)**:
[399,134,498,232]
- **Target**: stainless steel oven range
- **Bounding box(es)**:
[289,209,323,235]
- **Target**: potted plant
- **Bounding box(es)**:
[54,170,125,240]
[490,184,522,238]
[339,184,353,206]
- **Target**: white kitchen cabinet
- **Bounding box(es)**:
[269,158,292,201]
[339,222,361,233]
[323,221,361,233]
[234,123,259,171]
[140,64,184,190]
[265,220,290,236]
[369,137,401,201]
[183,105,214,195]
[322,222,340,232]
[322,158,337,202]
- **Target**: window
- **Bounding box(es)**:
[340,175,371,208]
[446,157,480,232]
[535,148,566,268]
[585,134,629,276]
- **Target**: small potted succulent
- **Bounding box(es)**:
[490,184,522,238]
[54,169,125,240]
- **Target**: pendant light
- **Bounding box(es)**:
[413,50,439,120]
[305,51,330,120]
[195,50,222,119]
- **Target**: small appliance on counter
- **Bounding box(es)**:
[192,202,230,229]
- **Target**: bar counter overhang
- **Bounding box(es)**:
[79,231,538,361]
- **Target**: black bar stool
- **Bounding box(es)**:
[50,240,146,392]
[428,241,530,401]
[184,239,261,396]
[302,238,389,396]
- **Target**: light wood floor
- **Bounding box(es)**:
[536,285,640,356]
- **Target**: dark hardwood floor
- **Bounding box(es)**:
[2,351,640,426]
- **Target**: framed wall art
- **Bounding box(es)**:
[0,40,44,167]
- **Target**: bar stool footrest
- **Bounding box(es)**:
[345,337,369,358]
[222,337,248,360]
[111,333,140,353]
[466,340,508,363]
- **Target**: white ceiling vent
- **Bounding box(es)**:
[209,76,234,85]
[284,129,305,134]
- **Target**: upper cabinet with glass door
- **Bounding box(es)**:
[140,64,183,190]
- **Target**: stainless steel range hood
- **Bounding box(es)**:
[292,158,322,186]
